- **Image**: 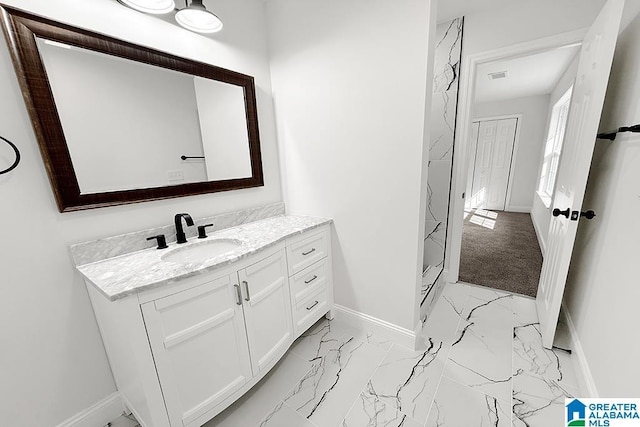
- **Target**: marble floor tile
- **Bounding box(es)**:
[425,376,511,426]
[512,371,579,427]
[284,330,389,426]
[420,282,469,344]
[341,382,422,427]
[258,401,317,427]
[365,338,449,425]
[289,318,356,362]
[512,294,538,327]
[204,352,313,427]
[444,289,514,402]
[513,323,579,390]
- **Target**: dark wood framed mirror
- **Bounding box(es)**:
[1,5,264,212]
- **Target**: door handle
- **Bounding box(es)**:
[234,284,242,305]
[242,280,250,302]
[552,208,570,218]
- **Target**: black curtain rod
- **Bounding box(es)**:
[596,124,640,141]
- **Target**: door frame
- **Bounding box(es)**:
[445,28,588,284]
[468,114,523,212]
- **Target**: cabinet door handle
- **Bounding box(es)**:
[306,300,319,310]
[234,284,242,306]
[242,280,250,301]
[302,248,316,256]
[304,275,318,284]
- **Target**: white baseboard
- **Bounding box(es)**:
[333,304,416,349]
[530,212,547,256]
[505,205,531,213]
[55,392,124,427]
[561,306,599,397]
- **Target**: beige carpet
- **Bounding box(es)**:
[459,209,543,297]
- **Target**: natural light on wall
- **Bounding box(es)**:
[538,86,573,207]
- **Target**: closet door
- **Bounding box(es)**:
[470,120,497,209]
[470,118,517,210]
[486,118,517,210]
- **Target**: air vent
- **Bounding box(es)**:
[488,71,509,80]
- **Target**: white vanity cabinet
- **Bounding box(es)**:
[141,248,293,427]
[142,273,254,427]
[85,224,332,427]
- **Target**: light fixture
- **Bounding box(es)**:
[175,0,223,33]
[118,0,223,34]
[117,0,176,15]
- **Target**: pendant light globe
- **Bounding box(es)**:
[175,0,223,33]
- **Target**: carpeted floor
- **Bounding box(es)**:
[459,208,543,297]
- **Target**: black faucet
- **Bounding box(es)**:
[174,213,194,244]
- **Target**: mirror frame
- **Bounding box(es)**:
[0,5,264,212]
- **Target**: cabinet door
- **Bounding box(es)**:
[238,250,293,375]
[142,274,252,427]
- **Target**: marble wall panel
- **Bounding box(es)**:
[422,17,463,282]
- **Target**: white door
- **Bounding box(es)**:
[142,274,253,427]
[238,250,293,374]
[537,0,624,349]
[470,118,517,210]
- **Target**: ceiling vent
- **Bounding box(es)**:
[488,71,509,80]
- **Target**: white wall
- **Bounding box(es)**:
[266,0,435,331]
[473,94,550,211]
[530,54,580,253]
[564,10,640,397]
[0,1,281,425]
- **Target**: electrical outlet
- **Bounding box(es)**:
[167,170,184,182]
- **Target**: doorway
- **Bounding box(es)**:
[452,40,583,297]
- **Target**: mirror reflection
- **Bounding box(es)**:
[36,37,252,195]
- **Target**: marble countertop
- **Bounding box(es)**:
[76,215,332,302]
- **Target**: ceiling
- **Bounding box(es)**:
[473,45,581,104]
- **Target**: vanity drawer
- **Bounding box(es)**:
[291,258,329,302]
[286,228,328,276]
[293,285,328,333]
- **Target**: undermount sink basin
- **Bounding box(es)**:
[161,239,242,264]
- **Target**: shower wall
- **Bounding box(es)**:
[421,17,463,312]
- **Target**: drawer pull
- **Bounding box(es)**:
[302,248,316,256]
[306,300,319,310]
[304,275,318,284]
[234,284,242,306]
[242,281,250,302]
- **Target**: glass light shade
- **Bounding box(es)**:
[175,2,223,33]
[118,0,176,14]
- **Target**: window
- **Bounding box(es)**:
[538,86,573,206]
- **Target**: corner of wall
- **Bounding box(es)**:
[561,303,599,397]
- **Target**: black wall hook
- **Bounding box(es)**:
[0,136,20,175]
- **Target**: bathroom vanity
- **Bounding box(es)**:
[74,215,333,427]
